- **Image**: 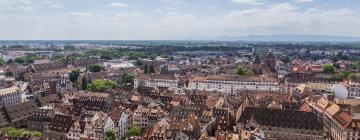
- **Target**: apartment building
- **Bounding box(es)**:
[188,75,280,94]
[0,86,21,106]
[134,74,179,89]
[133,107,150,129]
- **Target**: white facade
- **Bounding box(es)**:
[322,110,360,140]
[103,117,115,133]
[188,79,280,94]
[118,112,128,140]
[0,86,21,106]
[309,98,359,140]
[348,85,360,99]
[134,78,179,89]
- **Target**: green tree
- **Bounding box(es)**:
[323,64,336,74]
[14,55,38,64]
[330,71,356,81]
[280,56,290,64]
[26,55,36,63]
[347,73,356,80]
[101,54,113,60]
[333,63,340,69]
[150,54,157,60]
[1,127,41,138]
[14,57,26,64]
[54,55,66,62]
[69,69,80,82]
[64,45,76,51]
[125,125,141,139]
[235,66,253,76]
[89,64,102,72]
[7,59,13,64]
[0,58,5,66]
[105,129,117,140]
[123,74,135,86]
[87,79,117,92]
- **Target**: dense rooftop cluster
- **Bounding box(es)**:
[0,42,360,140]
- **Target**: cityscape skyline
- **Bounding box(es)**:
[0,0,360,40]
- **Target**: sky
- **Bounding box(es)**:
[0,0,360,40]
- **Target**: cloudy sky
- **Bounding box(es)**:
[0,0,359,40]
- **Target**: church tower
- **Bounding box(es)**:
[252,55,262,75]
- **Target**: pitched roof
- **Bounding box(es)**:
[109,107,123,122]
[0,86,19,96]
[238,107,322,130]
[316,98,330,111]
[333,111,353,129]
[4,101,38,122]
[49,114,73,133]
[298,103,312,112]
[325,104,340,116]
[0,111,9,127]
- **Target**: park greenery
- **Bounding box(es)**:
[323,64,336,74]
[322,64,357,80]
[124,125,141,139]
[87,79,118,92]
[235,66,254,76]
[280,56,291,64]
[89,64,102,72]
[0,58,5,66]
[351,62,360,70]
[330,71,357,81]
[105,129,117,140]
[87,50,156,60]
[14,54,39,64]
[69,69,81,82]
[1,127,41,138]
[122,73,135,87]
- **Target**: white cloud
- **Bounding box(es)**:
[295,0,314,3]
[68,12,96,17]
[220,3,360,36]
[110,2,128,8]
[50,4,63,9]
[0,0,35,11]
[230,0,264,5]
[0,1,360,39]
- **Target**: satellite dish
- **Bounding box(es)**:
[332,84,348,99]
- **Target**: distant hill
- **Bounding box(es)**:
[216,34,360,42]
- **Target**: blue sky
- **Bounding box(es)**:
[0,0,359,40]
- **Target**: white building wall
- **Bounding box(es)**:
[0,87,22,106]
[189,80,280,94]
[119,113,128,140]
[134,78,179,89]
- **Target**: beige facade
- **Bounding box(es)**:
[0,86,21,106]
